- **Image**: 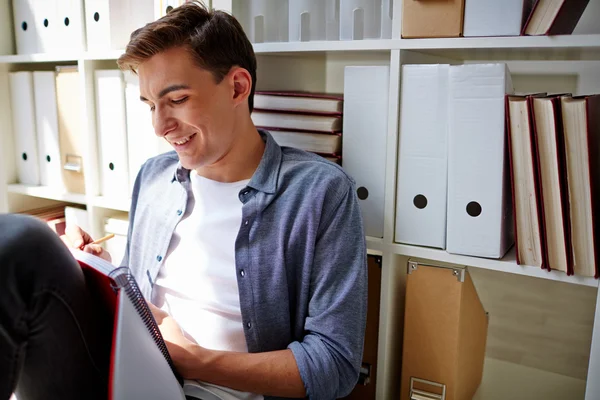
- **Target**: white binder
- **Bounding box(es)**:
[288,0,339,41]
[446,63,515,258]
[32,0,58,52]
[339,0,383,40]
[9,72,41,185]
[85,0,154,51]
[84,0,112,50]
[342,66,389,238]
[33,71,64,190]
[395,64,449,249]
[12,0,39,54]
[95,70,130,198]
[124,72,166,195]
[55,0,87,52]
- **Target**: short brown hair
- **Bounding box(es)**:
[117,1,257,112]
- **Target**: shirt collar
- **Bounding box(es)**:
[171,129,282,195]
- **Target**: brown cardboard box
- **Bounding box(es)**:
[343,254,382,400]
[400,260,487,400]
[402,0,465,38]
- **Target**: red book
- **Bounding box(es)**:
[505,93,547,269]
[560,94,600,278]
[522,0,590,35]
[530,94,574,275]
[254,90,343,114]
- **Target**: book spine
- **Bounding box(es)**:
[109,267,184,386]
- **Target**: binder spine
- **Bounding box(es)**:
[109,267,183,386]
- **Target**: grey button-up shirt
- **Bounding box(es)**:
[122,130,368,400]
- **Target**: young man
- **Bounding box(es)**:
[0,2,368,400]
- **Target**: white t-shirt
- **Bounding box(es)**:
[152,171,262,400]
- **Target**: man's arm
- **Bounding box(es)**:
[148,302,306,398]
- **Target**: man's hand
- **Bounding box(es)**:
[147,301,205,378]
[60,224,112,263]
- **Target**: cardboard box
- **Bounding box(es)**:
[401,260,488,400]
[402,0,465,38]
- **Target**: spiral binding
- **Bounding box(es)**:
[109,267,183,386]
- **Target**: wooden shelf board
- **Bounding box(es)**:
[7,184,87,205]
[392,242,599,287]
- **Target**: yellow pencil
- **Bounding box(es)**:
[91,233,115,245]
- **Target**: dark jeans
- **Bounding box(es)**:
[0,214,111,400]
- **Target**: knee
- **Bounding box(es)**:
[0,213,61,259]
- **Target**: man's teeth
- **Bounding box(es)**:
[174,136,192,145]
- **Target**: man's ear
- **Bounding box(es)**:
[230,67,252,107]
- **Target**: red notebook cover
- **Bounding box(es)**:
[530,95,574,275]
[522,0,590,35]
[77,260,119,400]
[505,94,547,269]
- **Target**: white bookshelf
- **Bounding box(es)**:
[1,1,599,399]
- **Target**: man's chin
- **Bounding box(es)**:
[177,155,207,171]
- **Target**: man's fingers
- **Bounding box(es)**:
[65,224,93,248]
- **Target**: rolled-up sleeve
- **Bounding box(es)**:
[288,181,368,399]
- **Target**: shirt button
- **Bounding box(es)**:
[246,322,252,329]
[156,255,163,262]
[176,209,182,216]
[242,190,249,195]
[244,220,249,226]
[240,269,245,277]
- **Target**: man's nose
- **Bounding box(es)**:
[153,107,177,138]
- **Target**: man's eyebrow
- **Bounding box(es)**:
[140,84,191,102]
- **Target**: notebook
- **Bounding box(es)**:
[72,250,224,400]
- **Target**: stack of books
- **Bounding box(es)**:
[19,204,69,236]
[507,92,600,278]
[251,91,343,164]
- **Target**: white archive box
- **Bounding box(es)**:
[33,71,64,190]
[95,70,130,199]
[289,0,339,41]
[9,71,41,186]
[463,0,534,37]
[395,64,450,249]
[342,65,389,238]
[339,0,393,40]
[84,0,154,51]
[12,0,39,54]
[31,0,58,53]
[446,63,515,259]
[55,0,87,52]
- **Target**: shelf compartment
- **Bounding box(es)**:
[392,242,599,287]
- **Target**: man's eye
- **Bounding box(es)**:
[172,96,188,105]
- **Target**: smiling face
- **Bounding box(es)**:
[138,46,248,171]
